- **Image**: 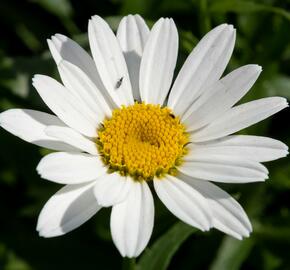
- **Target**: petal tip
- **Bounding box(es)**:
[38,231,45,237]
[38,229,56,238]
[241,231,251,239]
[277,98,289,110]
[36,161,44,177]
[32,74,43,83]
[219,23,235,32]
[91,15,102,22]
[257,65,263,72]
[54,33,66,40]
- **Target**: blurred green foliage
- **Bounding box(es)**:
[0,0,290,269]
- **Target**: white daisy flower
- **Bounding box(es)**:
[0,14,288,258]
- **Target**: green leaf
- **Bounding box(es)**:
[137,222,197,270]
[254,223,290,241]
[105,16,123,32]
[262,74,290,100]
[15,24,41,52]
[31,0,79,34]
[120,0,153,16]
[262,249,282,270]
[5,251,32,270]
[210,237,254,270]
[198,0,212,34]
[31,0,73,18]
[122,258,137,270]
[179,31,199,54]
[209,0,290,22]
[268,164,290,190]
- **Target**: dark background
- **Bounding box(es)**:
[1,0,290,269]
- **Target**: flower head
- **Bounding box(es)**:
[97,103,188,180]
[0,14,288,257]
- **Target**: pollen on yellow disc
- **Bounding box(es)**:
[97,103,188,181]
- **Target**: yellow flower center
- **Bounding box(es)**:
[97,103,188,181]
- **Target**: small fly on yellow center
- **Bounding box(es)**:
[97,103,189,181]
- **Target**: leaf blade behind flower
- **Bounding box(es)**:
[210,236,254,270]
[137,221,197,270]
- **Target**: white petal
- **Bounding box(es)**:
[139,18,178,105]
[45,126,98,155]
[117,14,149,101]
[48,34,96,73]
[179,155,268,183]
[183,65,262,131]
[47,37,62,64]
[88,15,134,107]
[32,75,98,137]
[181,175,252,239]
[153,175,212,231]
[110,181,154,258]
[94,173,133,207]
[58,60,112,120]
[37,182,101,237]
[168,24,235,116]
[0,109,76,151]
[191,97,288,142]
[186,135,288,162]
[37,152,107,184]
[48,34,115,109]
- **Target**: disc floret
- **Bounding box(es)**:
[97,103,188,181]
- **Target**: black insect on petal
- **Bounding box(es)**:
[115,77,124,89]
